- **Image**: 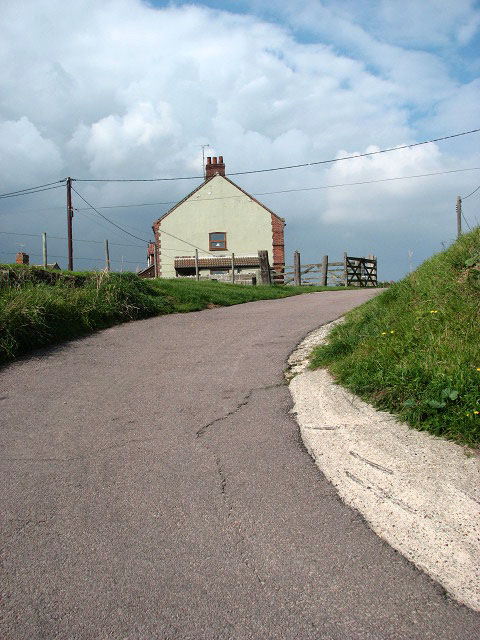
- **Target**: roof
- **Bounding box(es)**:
[154,174,285,226]
[174,255,260,269]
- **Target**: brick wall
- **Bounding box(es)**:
[271,214,285,279]
[152,221,161,277]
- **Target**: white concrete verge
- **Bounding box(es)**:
[287,320,480,611]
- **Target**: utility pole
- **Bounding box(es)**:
[66,177,74,270]
[456,196,462,238]
[105,239,110,272]
[42,232,47,268]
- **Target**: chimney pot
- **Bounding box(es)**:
[205,154,226,178]
[206,157,211,164]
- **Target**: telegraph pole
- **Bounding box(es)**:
[105,239,110,272]
[456,196,462,238]
[66,177,74,270]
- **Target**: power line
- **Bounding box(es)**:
[253,167,480,196]
[0,179,66,198]
[0,251,141,265]
[0,230,145,248]
[462,212,472,231]
[74,207,150,244]
[462,183,480,200]
[71,187,216,257]
[71,187,151,244]
[71,128,480,182]
[4,165,479,216]
[0,184,66,199]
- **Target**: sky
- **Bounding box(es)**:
[1,0,479,279]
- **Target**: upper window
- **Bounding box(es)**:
[209,232,227,251]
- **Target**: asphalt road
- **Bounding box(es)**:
[1,290,479,639]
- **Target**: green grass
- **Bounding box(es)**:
[0,264,345,365]
[310,228,480,447]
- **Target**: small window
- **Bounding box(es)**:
[209,232,227,251]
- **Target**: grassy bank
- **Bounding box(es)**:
[310,228,480,447]
[0,265,344,365]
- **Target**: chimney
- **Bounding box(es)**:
[16,252,29,265]
[205,155,225,179]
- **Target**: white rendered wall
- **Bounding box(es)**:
[158,176,274,278]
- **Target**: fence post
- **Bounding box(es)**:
[105,239,110,273]
[153,244,158,278]
[369,254,377,287]
[231,253,235,284]
[321,254,328,286]
[42,232,47,268]
[195,249,199,281]
[294,250,301,286]
[343,251,348,287]
[258,250,271,285]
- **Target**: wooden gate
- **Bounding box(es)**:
[283,252,377,287]
[345,255,377,287]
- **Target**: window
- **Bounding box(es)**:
[209,232,226,251]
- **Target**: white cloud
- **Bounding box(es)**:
[0,117,63,185]
[0,0,479,278]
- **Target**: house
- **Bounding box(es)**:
[150,156,285,281]
[15,252,60,270]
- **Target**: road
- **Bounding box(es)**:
[1,290,479,639]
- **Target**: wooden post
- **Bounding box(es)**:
[104,239,110,272]
[343,251,348,287]
[66,177,73,271]
[154,243,159,278]
[231,253,235,284]
[42,232,47,268]
[457,196,462,238]
[321,254,328,286]
[258,250,271,285]
[195,249,199,281]
[293,250,301,286]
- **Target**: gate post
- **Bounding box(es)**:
[258,250,272,285]
[294,250,301,286]
[321,255,328,286]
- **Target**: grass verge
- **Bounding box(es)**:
[0,265,345,365]
[310,228,480,447]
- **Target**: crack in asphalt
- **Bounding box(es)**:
[194,382,286,590]
[196,382,285,439]
[214,455,266,588]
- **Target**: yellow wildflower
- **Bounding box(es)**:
[430,310,438,314]
[466,413,470,417]
[382,332,387,335]
[474,411,479,416]
[390,330,395,334]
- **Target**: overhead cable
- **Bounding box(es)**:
[0,230,145,249]
[71,187,151,244]
[71,128,480,182]
[4,165,479,215]
[462,183,480,200]
[0,184,66,199]
[0,179,66,198]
